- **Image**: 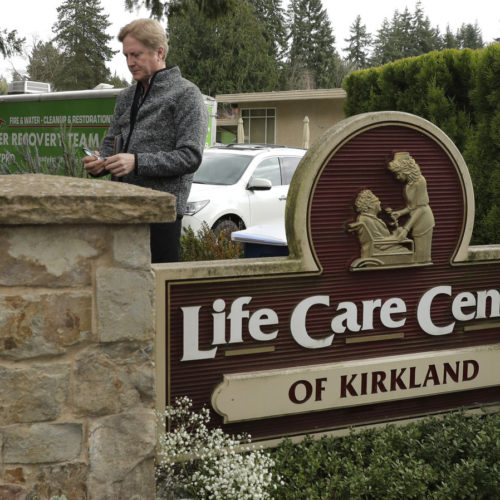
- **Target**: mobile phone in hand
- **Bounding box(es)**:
[82,147,105,161]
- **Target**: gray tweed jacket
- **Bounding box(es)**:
[100,66,208,216]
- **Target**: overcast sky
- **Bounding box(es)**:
[1,0,499,83]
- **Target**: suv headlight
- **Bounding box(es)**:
[185,199,210,216]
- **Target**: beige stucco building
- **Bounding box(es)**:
[216,88,347,148]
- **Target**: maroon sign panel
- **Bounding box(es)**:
[165,113,499,441]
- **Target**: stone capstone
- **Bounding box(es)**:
[0,174,176,225]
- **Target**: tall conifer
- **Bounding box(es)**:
[167,0,279,95]
[343,15,371,69]
[286,0,339,88]
[52,0,116,90]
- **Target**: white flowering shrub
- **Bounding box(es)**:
[156,396,278,500]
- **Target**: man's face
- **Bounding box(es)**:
[122,35,165,86]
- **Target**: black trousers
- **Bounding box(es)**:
[150,216,183,263]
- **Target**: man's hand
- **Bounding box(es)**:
[104,153,136,177]
[83,153,106,176]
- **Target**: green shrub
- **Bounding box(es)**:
[180,223,243,261]
[464,43,500,245]
[271,410,500,499]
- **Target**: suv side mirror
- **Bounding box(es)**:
[247,177,272,191]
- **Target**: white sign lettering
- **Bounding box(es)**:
[180,286,500,361]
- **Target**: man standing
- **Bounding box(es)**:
[83,18,208,262]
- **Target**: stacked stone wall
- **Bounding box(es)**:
[0,175,175,499]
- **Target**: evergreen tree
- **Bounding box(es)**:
[412,0,441,54]
[124,0,236,19]
[167,0,279,95]
[371,17,398,66]
[442,25,458,49]
[286,0,339,89]
[247,0,287,61]
[108,72,131,88]
[247,0,287,89]
[52,0,116,90]
[0,29,24,58]
[456,22,484,49]
[343,15,371,69]
[395,7,415,56]
[10,69,25,82]
[371,3,441,66]
[27,41,63,89]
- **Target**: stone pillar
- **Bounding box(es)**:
[0,175,175,499]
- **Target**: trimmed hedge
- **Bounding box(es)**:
[271,410,500,499]
[343,45,500,245]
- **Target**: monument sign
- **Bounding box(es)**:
[155,112,499,441]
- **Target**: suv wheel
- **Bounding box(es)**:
[212,218,241,238]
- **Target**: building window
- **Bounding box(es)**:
[241,108,276,144]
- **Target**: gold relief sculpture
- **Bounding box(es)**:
[349,152,434,270]
[388,152,435,262]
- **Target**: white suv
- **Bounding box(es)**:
[183,145,306,234]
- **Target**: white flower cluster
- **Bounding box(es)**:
[156,396,278,499]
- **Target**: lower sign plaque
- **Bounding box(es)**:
[212,344,499,423]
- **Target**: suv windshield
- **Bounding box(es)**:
[193,153,253,185]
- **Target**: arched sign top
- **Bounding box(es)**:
[286,111,475,273]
